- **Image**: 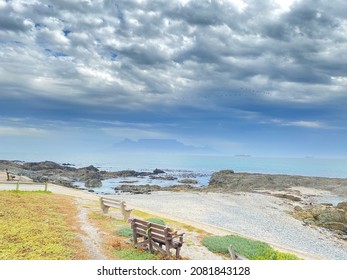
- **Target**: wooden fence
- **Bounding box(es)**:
[0,181,49,191]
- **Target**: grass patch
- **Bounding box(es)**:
[0,190,86,260]
[146,218,166,225]
[113,248,158,260]
[116,227,133,237]
[202,235,300,260]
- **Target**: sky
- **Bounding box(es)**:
[0,0,347,161]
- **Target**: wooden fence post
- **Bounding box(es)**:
[44,182,48,191]
[16,181,19,191]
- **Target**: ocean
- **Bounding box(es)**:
[62,153,347,194]
[69,153,347,178]
[4,152,347,194]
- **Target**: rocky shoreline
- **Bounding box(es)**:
[0,160,173,189]
[2,160,347,195]
[1,159,347,239]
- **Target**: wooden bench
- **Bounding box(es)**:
[129,218,184,258]
[6,170,15,181]
[99,196,133,221]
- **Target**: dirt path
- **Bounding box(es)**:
[74,197,108,260]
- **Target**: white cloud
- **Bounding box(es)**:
[288,121,325,128]
[270,119,326,129]
[0,126,47,136]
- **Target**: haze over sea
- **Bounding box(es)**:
[5,151,347,179]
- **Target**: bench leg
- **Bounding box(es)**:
[175,247,181,258]
[122,209,132,222]
[100,199,110,214]
[165,241,171,257]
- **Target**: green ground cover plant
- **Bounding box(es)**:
[0,190,85,260]
[113,248,158,260]
[202,235,299,260]
[116,227,133,237]
[145,218,166,225]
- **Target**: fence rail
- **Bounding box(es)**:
[0,181,49,191]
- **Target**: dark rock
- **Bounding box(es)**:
[337,201,347,211]
[153,168,165,174]
[205,170,347,193]
[116,184,161,194]
[78,171,101,181]
[149,175,177,180]
[272,193,302,201]
[178,179,198,184]
[136,172,153,176]
[85,179,102,188]
[113,170,139,177]
[22,161,65,171]
[322,222,346,232]
[78,165,99,172]
[165,184,196,192]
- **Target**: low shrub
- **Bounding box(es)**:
[202,235,299,260]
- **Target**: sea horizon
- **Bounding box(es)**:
[2,152,347,179]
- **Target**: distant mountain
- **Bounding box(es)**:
[112,139,216,154]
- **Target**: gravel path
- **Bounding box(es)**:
[74,197,108,260]
[112,191,347,260]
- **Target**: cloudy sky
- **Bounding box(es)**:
[0,0,347,161]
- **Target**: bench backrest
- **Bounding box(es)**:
[100,197,124,207]
[131,218,173,243]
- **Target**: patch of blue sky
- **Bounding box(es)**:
[110,52,118,61]
[63,29,71,37]
[54,51,68,57]
[44,48,68,57]
[34,23,45,30]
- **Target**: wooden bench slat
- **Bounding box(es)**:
[102,201,122,206]
[133,219,149,226]
[133,223,148,230]
[129,218,184,258]
[100,196,133,221]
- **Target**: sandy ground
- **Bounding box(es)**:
[1,173,347,260]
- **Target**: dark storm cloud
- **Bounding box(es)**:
[0,0,347,155]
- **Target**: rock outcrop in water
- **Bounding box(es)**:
[203,169,347,194]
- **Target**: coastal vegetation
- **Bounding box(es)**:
[202,235,299,260]
[0,190,87,260]
[0,189,301,260]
